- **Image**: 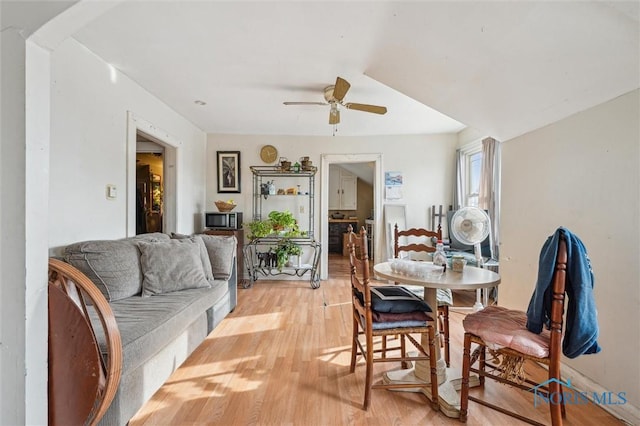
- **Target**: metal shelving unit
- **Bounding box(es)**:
[243,237,321,288]
[244,166,320,288]
[250,166,316,238]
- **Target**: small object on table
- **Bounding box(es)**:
[452,255,467,272]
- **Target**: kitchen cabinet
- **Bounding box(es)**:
[328,165,357,210]
[328,219,358,254]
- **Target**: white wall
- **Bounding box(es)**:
[206,133,458,237]
[500,90,640,417]
[1,1,84,423]
[49,38,207,252]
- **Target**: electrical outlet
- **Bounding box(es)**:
[299,205,304,213]
[106,184,117,199]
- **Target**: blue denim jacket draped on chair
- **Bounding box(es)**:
[526,227,601,359]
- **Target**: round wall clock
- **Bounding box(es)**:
[260,145,278,163]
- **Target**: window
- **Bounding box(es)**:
[466,150,482,207]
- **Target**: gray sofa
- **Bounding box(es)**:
[63,232,238,425]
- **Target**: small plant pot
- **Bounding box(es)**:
[286,255,301,268]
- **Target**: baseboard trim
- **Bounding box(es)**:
[561,363,640,425]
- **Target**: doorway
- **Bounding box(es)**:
[136,138,164,234]
[126,112,179,237]
[320,153,383,280]
[326,162,375,276]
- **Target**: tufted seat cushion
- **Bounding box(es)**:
[463,306,551,358]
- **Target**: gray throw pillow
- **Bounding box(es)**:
[65,240,143,301]
[171,233,214,280]
[64,233,171,301]
[138,240,210,296]
[170,232,192,240]
[199,234,237,280]
[131,233,171,242]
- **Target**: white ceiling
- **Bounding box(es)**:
[73,1,639,140]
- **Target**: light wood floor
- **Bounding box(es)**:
[129,255,622,426]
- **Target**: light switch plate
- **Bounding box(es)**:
[106,184,117,199]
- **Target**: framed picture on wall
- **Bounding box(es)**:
[217,151,241,193]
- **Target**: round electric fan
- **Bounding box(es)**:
[450,207,491,310]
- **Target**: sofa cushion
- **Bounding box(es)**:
[89,281,229,373]
[170,232,191,239]
[171,235,214,281]
[199,234,237,280]
[138,240,211,296]
[64,233,170,301]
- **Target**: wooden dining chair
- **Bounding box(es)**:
[48,258,123,426]
[347,226,439,411]
[393,224,452,367]
[459,232,569,425]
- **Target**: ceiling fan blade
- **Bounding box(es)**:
[344,103,387,115]
[329,108,340,125]
[333,77,351,101]
[283,102,327,106]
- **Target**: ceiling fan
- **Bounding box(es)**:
[283,76,387,125]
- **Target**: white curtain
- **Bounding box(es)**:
[453,149,465,210]
[478,137,501,260]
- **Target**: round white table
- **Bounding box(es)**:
[373,261,501,418]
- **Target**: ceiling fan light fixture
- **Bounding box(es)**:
[329,103,340,125]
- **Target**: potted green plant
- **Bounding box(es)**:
[245,210,303,240]
[267,210,299,235]
[275,238,302,270]
[246,219,273,239]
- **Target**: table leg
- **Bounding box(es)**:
[382,288,479,418]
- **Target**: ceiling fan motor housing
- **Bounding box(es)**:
[323,85,336,103]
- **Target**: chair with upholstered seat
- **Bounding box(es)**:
[347,226,439,411]
[460,228,600,425]
[393,223,453,367]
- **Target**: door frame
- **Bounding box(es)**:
[126,112,180,236]
[320,153,383,279]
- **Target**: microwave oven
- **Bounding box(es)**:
[205,212,243,230]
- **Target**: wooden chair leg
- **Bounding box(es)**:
[350,313,359,373]
[400,335,412,369]
[478,344,486,386]
[428,326,440,411]
[549,372,563,426]
[363,331,374,410]
[559,383,567,419]
[459,333,472,423]
[442,305,450,368]
[381,335,387,359]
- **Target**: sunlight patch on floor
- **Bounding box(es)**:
[318,345,352,366]
[209,312,285,336]
[165,357,266,393]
